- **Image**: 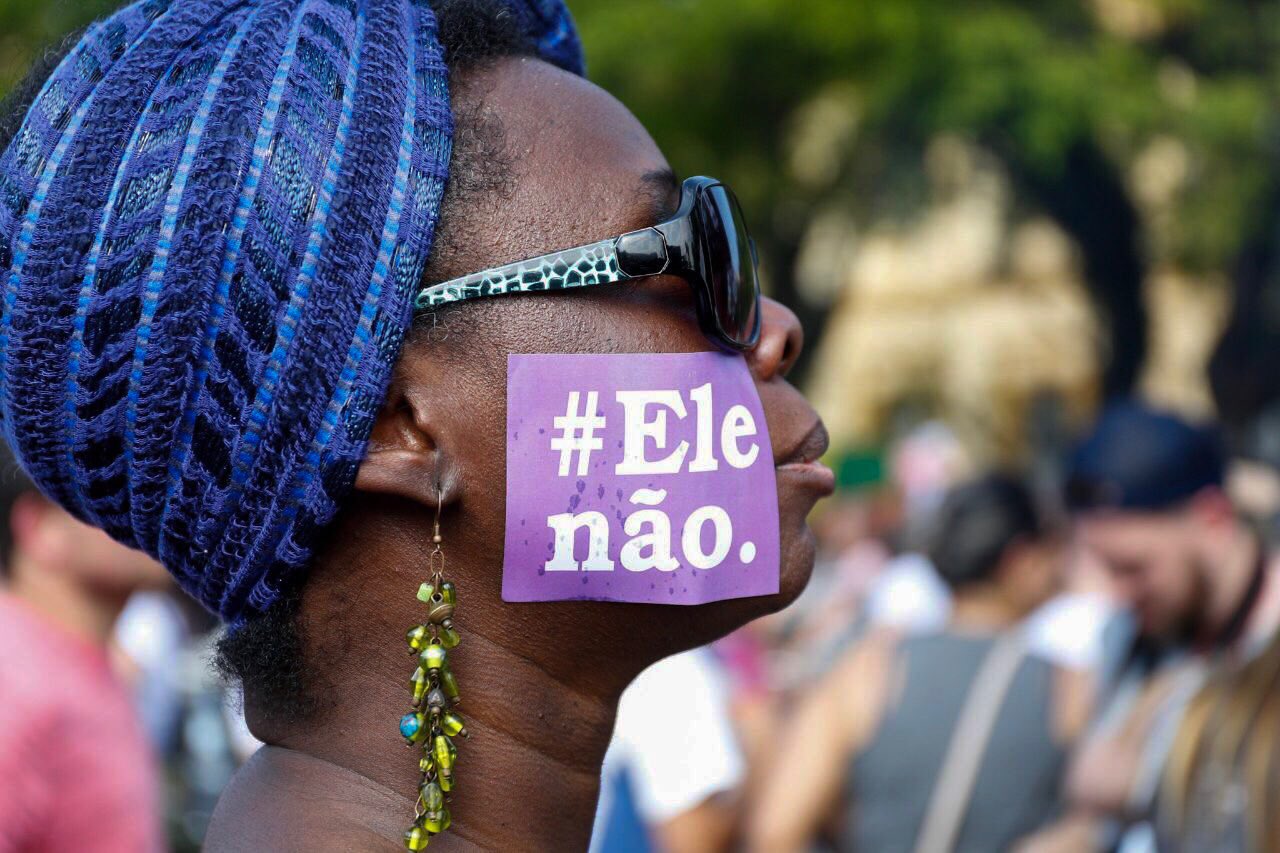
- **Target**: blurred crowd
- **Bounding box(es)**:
[593,390,1280,853]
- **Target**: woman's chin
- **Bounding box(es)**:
[699,523,818,636]
[775,523,819,609]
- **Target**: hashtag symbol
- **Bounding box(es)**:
[551,391,606,477]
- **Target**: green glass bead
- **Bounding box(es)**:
[438,624,461,649]
[418,753,435,774]
[441,712,466,738]
[440,581,456,605]
[416,583,435,603]
[422,807,451,835]
[440,668,460,702]
[420,781,444,812]
[411,667,429,704]
[419,643,447,672]
[406,625,430,653]
[434,734,454,770]
[404,825,430,850]
[438,766,453,793]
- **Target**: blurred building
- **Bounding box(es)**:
[801,127,1234,463]
[804,137,1100,462]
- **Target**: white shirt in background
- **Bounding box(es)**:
[864,553,952,633]
[591,648,745,851]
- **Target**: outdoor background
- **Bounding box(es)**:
[5,0,1278,470]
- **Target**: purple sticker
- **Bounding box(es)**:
[503,352,780,604]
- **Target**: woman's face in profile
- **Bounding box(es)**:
[358,56,831,647]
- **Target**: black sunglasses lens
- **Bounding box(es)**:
[699,185,760,348]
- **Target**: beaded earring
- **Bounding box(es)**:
[402,490,468,850]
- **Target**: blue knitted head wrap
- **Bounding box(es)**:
[0,0,583,624]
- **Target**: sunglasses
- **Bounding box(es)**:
[413,176,762,351]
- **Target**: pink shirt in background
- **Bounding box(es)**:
[0,593,162,853]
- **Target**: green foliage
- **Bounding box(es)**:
[0,0,120,95]
[572,0,1278,279]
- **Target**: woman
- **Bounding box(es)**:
[750,474,1086,852]
[0,0,832,849]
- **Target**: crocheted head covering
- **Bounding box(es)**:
[0,0,583,624]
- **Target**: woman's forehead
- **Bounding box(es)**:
[466,57,673,257]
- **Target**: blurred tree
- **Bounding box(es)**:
[0,0,119,93]
[572,0,1280,391]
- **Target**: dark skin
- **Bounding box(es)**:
[207,56,831,852]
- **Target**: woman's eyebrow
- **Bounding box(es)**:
[639,167,681,223]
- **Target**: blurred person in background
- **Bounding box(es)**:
[0,445,170,852]
[1058,401,1280,852]
[1159,625,1280,852]
[591,648,745,853]
[749,473,1085,853]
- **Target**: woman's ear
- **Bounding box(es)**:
[354,370,449,509]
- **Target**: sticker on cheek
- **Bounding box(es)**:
[502,352,780,604]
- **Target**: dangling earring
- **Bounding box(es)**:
[402,488,468,851]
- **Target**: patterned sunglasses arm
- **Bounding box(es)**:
[413,238,630,310]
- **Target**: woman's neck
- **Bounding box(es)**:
[6,550,127,647]
[212,619,622,851]
[948,586,1023,634]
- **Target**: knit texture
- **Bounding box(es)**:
[0,0,583,624]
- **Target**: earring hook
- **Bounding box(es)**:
[429,484,445,582]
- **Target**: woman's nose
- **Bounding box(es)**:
[746,297,803,382]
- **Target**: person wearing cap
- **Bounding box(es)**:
[0,0,834,849]
[1042,401,1280,852]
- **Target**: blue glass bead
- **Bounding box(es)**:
[400,712,424,743]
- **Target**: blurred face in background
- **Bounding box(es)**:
[10,493,169,593]
[1076,507,1209,642]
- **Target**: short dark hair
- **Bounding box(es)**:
[927,473,1049,589]
[0,0,534,719]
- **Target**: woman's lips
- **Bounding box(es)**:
[777,459,837,496]
[776,420,836,496]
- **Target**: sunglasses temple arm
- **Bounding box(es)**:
[413,238,632,311]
